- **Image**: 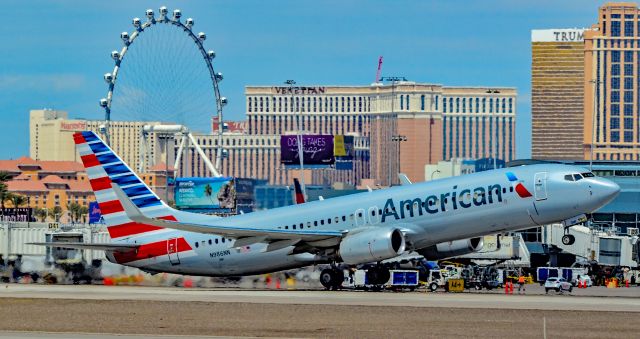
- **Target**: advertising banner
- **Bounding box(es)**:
[334,135,354,170]
[175,177,236,211]
[280,135,335,166]
[88,202,102,224]
[0,208,33,222]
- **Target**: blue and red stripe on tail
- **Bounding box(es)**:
[74,131,178,239]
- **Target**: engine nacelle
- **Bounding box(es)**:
[417,237,483,260]
[339,227,406,265]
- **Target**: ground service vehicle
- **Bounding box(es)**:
[545,277,573,293]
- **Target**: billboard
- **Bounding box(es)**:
[175,177,236,211]
[334,135,355,170]
[280,135,334,166]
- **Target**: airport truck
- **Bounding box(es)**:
[344,269,419,291]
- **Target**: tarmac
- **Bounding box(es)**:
[0,284,639,338]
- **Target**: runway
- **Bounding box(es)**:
[1,284,639,312]
[1,285,639,338]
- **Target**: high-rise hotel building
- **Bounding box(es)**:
[244,83,516,185]
[531,29,587,160]
[584,2,640,161]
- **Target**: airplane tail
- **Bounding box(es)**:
[74,131,179,240]
[293,178,306,204]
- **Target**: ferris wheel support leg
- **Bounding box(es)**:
[139,132,149,173]
[187,132,221,178]
[173,133,188,177]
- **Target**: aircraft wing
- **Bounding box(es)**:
[28,242,138,252]
[113,185,344,243]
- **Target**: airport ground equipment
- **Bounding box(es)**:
[536,267,588,285]
[544,277,573,293]
[342,269,419,291]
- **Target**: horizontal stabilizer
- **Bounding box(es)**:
[28,242,138,252]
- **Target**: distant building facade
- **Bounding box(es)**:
[29,109,168,172]
[0,157,94,214]
[584,2,640,161]
[244,83,515,185]
[531,28,587,160]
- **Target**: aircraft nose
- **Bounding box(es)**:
[592,178,620,204]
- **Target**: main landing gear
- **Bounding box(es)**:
[320,267,344,290]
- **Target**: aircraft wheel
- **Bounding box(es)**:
[562,234,575,246]
[330,268,344,290]
[320,269,335,290]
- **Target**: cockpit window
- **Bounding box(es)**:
[581,172,595,178]
[564,174,574,181]
[573,174,583,181]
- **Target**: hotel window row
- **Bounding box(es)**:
[442,97,513,114]
[248,96,372,114]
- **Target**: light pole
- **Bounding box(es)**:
[380,76,407,186]
[391,135,407,174]
[589,79,602,172]
[285,79,306,201]
[486,89,500,169]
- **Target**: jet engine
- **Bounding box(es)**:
[339,227,406,265]
[417,237,484,260]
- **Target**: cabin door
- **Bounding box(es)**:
[534,172,548,201]
[167,237,181,265]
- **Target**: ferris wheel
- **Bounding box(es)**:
[99,6,226,176]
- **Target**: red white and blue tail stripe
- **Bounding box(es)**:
[74,131,178,239]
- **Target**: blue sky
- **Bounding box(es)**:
[0,0,605,159]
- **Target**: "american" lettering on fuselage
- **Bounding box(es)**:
[381,183,505,222]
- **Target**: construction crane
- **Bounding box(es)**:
[375,56,383,83]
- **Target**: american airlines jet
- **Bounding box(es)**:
[35,131,620,289]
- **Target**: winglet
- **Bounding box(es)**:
[398,173,412,185]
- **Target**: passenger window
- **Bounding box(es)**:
[208,239,212,245]
[564,175,574,181]
[335,217,339,223]
[314,221,318,226]
[293,225,297,229]
[502,187,506,194]
[328,218,332,224]
[300,223,303,228]
[342,216,346,222]
[307,222,311,228]
[195,242,199,248]
[509,186,514,192]
[321,220,325,225]
[285,226,289,229]
[215,239,219,244]
[222,238,225,243]
[371,210,375,216]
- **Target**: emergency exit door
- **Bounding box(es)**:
[167,238,180,265]
[534,172,548,201]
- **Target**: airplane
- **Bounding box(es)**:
[33,131,620,289]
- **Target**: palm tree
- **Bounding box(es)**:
[67,202,81,223]
[49,206,63,222]
[0,171,14,217]
[34,208,48,222]
[79,205,89,224]
[9,194,26,217]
